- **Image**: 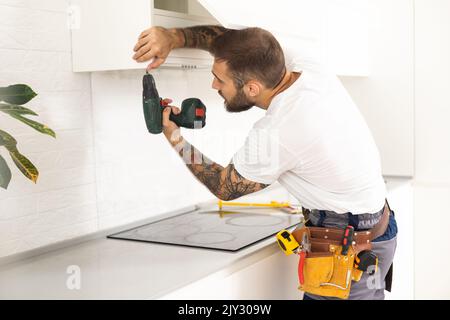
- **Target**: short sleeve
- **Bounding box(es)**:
[232,127,298,185]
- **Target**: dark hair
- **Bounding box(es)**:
[210,27,285,89]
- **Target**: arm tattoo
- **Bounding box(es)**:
[181,25,229,52]
[176,139,269,201]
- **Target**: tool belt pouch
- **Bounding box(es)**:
[293,226,367,300]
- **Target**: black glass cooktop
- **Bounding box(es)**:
[107,207,302,252]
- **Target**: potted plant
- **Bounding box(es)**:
[0,84,55,189]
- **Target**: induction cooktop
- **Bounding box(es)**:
[107,207,302,252]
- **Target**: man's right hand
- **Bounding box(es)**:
[132,26,184,71]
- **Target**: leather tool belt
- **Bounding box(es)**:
[292,201,391,299]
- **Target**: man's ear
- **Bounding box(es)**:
[245,80,263,97]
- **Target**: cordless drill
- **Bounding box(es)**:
[142,73,206,134]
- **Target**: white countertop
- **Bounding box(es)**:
[0,205,299,299]
[0,178,412,299]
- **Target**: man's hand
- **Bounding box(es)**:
[161,98,183,146]
[132,27,184,70]
[133,25,229,70]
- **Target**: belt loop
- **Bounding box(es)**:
[317,210,326,227]
[302,207,309,218]
[348,212,359,229]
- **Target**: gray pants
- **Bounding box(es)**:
[301,204,398,300]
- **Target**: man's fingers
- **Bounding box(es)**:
[162,105,181,116]
[162,107,172,127]
[139,29,150,40]
[136,49,159,63]
[148,57,165,70]
[133,37,144,52]
[133,39,145,53]
[133,42,152,60]
[171,106,181,115]
[133,33,151,52]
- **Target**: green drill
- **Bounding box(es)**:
[142,73,206,134]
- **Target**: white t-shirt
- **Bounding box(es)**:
[232,61,386,214]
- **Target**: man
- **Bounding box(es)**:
[132,25,397,300]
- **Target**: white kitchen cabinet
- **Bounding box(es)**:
[69,0,218,72]
[199,0,370,76]
[160,246,302,300]
[70,0,368,75]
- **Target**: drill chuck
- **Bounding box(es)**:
[143,72,160,101]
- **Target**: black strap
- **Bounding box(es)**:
[385,263,394,292]
[348,212,359,229]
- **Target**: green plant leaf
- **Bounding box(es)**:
[7,113,56,138]
[0,102,39,116]
[7,145,39,183]
[0,154,12,189]
[0,84,37,105]
[0,129,18,148]
[0,129,39,183]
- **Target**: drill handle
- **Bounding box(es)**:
[169,98,206,129]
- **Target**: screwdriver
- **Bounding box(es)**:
[341,225,355,255]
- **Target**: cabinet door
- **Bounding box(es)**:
[70,0,151,72]
[160,248,301,300]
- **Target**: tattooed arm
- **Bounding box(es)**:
[175,137,270,201]
[159,104,269,200]
[178,25,229,52]
[133,25,229,69]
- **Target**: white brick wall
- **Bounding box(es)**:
[0,0,96,258]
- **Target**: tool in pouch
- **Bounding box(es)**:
[142,72,206,134]
[276,225,379,299]
[276,228,311,285]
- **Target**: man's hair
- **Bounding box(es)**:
[210,27,285,89]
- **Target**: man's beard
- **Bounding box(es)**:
[220,88,254,113]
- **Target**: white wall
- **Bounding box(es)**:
[0,0,95,257]
[341,0,450,299]
[340,0,415,177]
[413,0,450,299]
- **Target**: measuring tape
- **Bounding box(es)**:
[276,229,300,256]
